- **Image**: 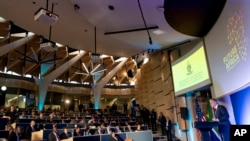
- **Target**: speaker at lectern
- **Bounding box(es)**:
[194,121,219,141]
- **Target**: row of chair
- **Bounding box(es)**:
[31,130,153,141]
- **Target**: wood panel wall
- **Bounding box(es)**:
[135,50,177,122]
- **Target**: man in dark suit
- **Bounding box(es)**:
[25,119,37,140]
[123,102,128,114]
[16,126,26,141]
[150,109,157,131]
[48,126,60,141]
[158,112,166,136]
[7,124,17,141]
[210,99,231,141]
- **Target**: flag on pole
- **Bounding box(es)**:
[195,98,206,122]
[206,96,213,122]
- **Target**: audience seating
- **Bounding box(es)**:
[0,130,9,139]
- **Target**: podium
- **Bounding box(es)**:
[193,121,218,141]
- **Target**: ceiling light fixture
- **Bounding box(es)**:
[153,29,164,35]
[1,86,7,91]
[91,27,101,62]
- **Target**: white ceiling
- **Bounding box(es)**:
[0,0,197,57]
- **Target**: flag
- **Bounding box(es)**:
[195,98,221,141]
[206,96,213,122]
[195,98,206,122]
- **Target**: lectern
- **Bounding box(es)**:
[193,121,218,141]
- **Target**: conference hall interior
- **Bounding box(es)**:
[0,0,249,141]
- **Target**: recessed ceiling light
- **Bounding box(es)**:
[0,36,4,39]
[153,29,164,35]
[0,17,6,22]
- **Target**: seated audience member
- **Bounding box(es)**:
[109,131,118,141]
[39,122,47,130]
[38,112,46,120]
[25,120,38,139]
[115,125,122,133]
[80,119,88,129]
[61,118,66,124]
[16,126,26,140]
[60,127,69,139]
[88,116,95,124]
[52,121,58,128]
[95,126,103,135]
[19,111,26,119]
[7,124,17,141]
[70,119,77,124]
[84,127,91,136]
[125,124,133,132]
[89,121,96,129]
[135,124,142,132]
[74,127,82,137]
[30,111,37,119]
[49,111,56,119]
[48,126,60,141]
[104,125,112,134]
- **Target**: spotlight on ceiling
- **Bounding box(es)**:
[1,86,7,91]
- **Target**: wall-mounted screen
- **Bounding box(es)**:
[171,42,211,96]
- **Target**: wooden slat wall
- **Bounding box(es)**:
[135,51,177,122]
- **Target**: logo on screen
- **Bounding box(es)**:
[223,12,248,71]
[186,61,192,75]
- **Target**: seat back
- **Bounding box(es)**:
[125,138,133,141]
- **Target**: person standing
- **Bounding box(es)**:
[166,116,173,141]
[151,109,157,131]
[123,102,128,114]
[210,99,231,141]
[3,105,17,124]
[144,107,150,126]
[158,112,166,136]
